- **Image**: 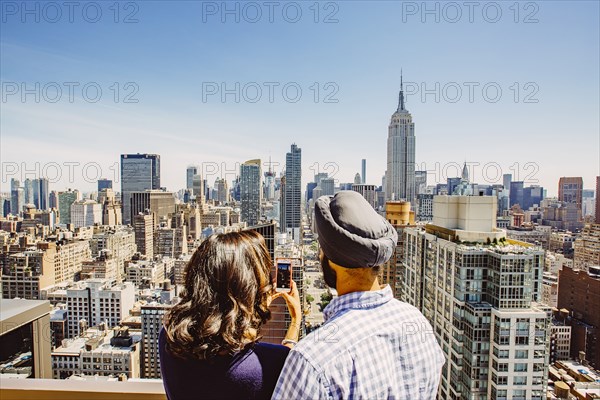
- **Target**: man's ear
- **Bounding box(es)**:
[327,258,343,272]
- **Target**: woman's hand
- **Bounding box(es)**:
[269,281,302,348]
[269,281,302,321]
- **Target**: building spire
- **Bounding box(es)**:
[397,69,405,112]
[461,161,469,182]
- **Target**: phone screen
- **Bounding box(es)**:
[276,263,291,290]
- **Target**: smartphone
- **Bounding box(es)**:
[275,260,292,293]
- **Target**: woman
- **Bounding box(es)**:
[159,230,301,400]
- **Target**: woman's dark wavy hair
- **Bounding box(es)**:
[163,230,273,360]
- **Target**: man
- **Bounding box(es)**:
[272,191,445,400]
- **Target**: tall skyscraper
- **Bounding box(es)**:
[283,144,302,243]
[361,159,366,184]
[24,178,34,204]
[33,178,50,210]
[186,166,198,191]
[240,159,262,226]
[386,74,415,204]
[10,179,24,216]
[120,154,161,225]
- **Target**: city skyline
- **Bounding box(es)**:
[1,2,598,195]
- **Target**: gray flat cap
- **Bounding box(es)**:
[314,191,398,268]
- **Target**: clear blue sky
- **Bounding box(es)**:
[1,0,598,196]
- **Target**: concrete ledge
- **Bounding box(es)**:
[0,378,167,400]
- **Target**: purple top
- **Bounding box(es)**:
[159,327,290,400]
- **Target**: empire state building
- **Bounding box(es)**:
[386,74,416,205]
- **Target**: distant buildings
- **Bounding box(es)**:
[386,75,416,205]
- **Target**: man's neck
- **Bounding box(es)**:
[335,277,381,297]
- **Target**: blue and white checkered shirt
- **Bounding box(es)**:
[272,285,445,400]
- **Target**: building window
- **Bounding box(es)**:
[515,350,528,359]
[514,363,527,372]
[513,376,527,385]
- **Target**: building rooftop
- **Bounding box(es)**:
[0,299,51,329]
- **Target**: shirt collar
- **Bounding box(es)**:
[323,285,393,321]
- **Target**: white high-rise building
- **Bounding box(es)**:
[386,74,415,205]
[71,199,102,228]
[403,196,550,400]
[66,279,135,338]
